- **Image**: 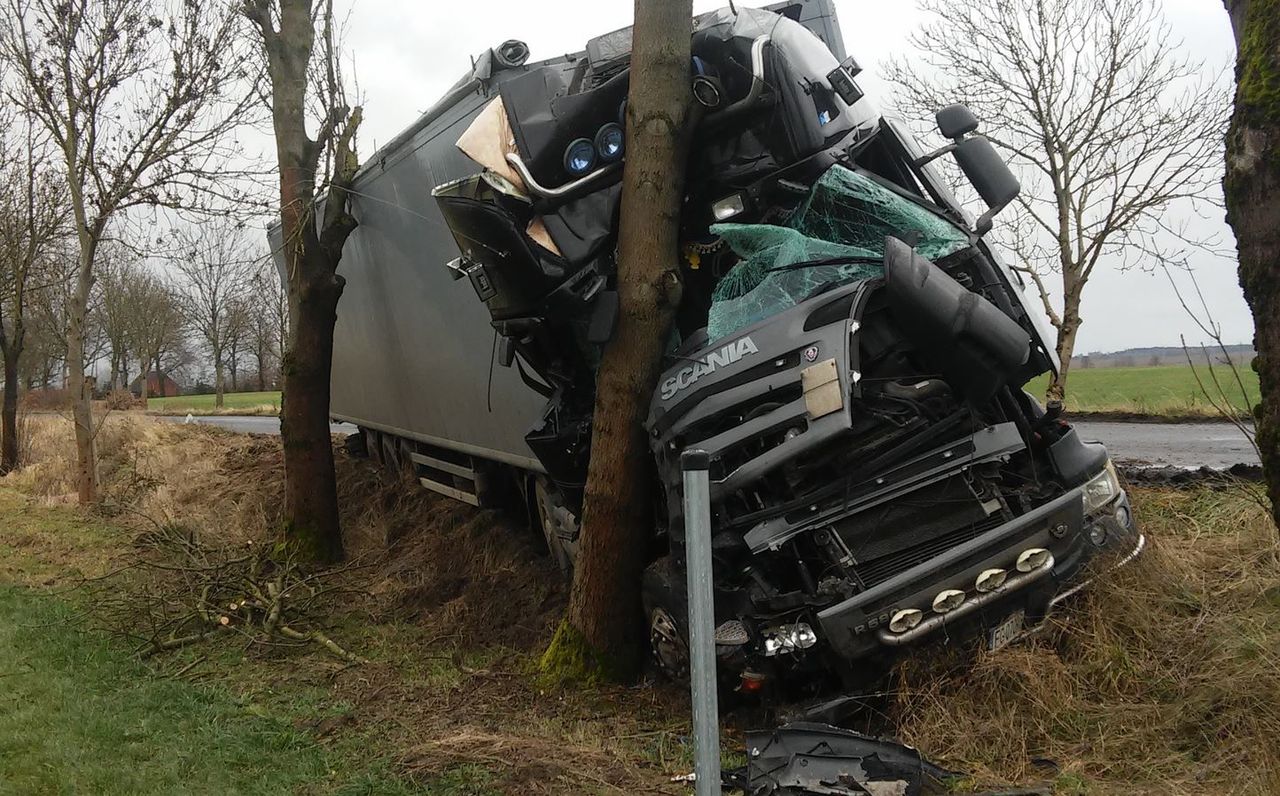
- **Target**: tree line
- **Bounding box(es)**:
[0,212,287,406]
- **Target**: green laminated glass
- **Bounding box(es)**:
[705,166,970,341]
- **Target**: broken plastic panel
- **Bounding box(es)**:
[705,166,970,342]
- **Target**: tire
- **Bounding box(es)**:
[397,439,417,482]
[380,434,401,479]
[642,557,690,682]
[534,477,578,576]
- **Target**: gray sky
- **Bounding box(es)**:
[332,0,1247,354]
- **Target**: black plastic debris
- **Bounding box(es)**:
[724,722,953,795]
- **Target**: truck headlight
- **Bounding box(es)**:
[1082,460,1120,515]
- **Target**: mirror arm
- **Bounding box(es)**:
[913,141,958,168]
[973,199,1011,238]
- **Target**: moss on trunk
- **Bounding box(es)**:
[537,620,628,688]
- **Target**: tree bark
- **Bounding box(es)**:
[541,0,692,682]
[247,0,361,563]
[280,262,344,562]
[214,351,225,409]
[1224,0,1280,525]
[0,323,21,474]
[256,341,267,391]
[1047,298,1083,401]
[68,244,98,504]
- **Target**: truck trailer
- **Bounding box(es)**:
[277,0,1143,700]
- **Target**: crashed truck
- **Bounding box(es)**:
[296,0,1144,699]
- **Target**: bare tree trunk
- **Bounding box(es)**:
[214,352,225,408]
[541,0,691,682]
[280,266,344,562]
[257,340,267,392]
[0,327,21,474]
[1224,0,1280,525]
[1047,312,1082,401]
[67,251,98,503]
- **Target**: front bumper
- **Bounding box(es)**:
[815,487,1139,660]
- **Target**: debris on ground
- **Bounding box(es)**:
[724,722,954,795]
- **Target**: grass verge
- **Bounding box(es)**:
[0,584,416,796]
[147,390,282,416]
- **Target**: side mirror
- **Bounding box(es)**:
[936,104,979,139]
[954,135,1020,236]
[913,103,1020,237]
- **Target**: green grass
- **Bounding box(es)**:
[0,585,418,796]
[1026,365,1259,417]
[147,391,281,414]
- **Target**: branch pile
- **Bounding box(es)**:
[95,520,366,663]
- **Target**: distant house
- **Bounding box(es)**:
[130,371,181,398]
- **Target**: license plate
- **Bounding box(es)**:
[987,610,1025,651]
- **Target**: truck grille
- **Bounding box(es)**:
[852,514,1005,589]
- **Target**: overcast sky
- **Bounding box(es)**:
[327,0,1245,354]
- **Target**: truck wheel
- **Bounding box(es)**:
[380,434,401,479]
[344,430,369,458]
[534,478,578,576]
[397,439,417,483]
[642,558,690,682]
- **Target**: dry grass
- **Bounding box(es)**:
[891,487,1280,794]
[0,415,688,793]
[4,415,1280,793]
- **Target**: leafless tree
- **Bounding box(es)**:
[243,0,362,562]
[886,0,1230,399]
[0,120,67,472]
[95,248,153,392]
[132,271,187,398]
[25,249,85,386]
[0,0,260,502]
[170,224,256,408]
[245,266,284,391]
[223,296,251,393]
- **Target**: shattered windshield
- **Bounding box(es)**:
[705,166,971,342]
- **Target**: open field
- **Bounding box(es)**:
[147,390,281,415]
[2,415,1278,794]
[144,365,1259,421]
[1027,364,1259,418]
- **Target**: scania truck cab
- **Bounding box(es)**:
[304,0,1142,700]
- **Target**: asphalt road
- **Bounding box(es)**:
[162,415,1259,470]
[158,415,359,437]
[1072,420,1257,470]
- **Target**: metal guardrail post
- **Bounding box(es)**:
[681,449,720,796]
